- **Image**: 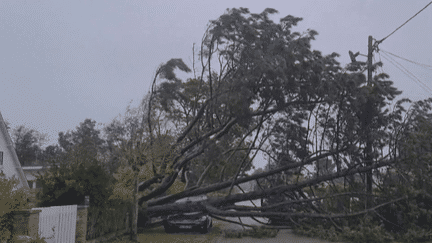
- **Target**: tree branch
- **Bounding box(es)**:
[147,149,349,207]
[138,174,164,192]
[176,99,210,144]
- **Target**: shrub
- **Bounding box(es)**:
[294,215,396,243]
[247,227,279,238]
[223,229,244,238]
[86,204,130,240]
[36,154,114,208]
[0,172,31,242]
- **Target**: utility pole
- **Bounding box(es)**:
[365,35,374,208]
[367,36,373,86]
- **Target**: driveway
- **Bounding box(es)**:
[134,218,333,243]
[214,219,332,243]
[133,199,333,242]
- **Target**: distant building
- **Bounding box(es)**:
[234,180,257,193]
[21,165,49,189]
[0,111,29,189]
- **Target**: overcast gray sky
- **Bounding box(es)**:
[1,0,431,157]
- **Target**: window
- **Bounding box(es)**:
[0,151,3,165]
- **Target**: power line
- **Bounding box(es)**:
[380,49,432,70]
[380,51,432,95]
[377,1,432,44]
[376,52,385,75]
[381,52,432,95]
[381,52,432,94]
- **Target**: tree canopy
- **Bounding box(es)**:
[12,125,46,166]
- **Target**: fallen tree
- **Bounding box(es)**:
[146,159,394,217]
[105,8,432,242]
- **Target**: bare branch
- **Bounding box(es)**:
[228,115,267,195]
[175,99,210,144]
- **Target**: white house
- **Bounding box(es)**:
[0,111,29,189]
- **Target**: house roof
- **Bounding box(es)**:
[22,166,50,181]
[0,111,29,189]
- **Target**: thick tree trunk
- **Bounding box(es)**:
[146,159,394,218]
[145,194,407,220]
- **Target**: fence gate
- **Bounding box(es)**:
[32,205,77,243]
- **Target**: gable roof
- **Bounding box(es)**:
[0,111,29,189]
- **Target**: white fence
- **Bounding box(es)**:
[32,205,77,243]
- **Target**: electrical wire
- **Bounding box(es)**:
[377,1,432,44]
[381,51,432,94]
[381,52,432,95]
[380,49,432,70]
[377,52,385,75]
[380,51,432,95]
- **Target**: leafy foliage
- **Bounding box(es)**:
[294,216,394,243]
[36,119,114,208]
[373,99,432,240]
[36,151,113,207]
[12,125,47,166]
[87,205,129,240]
[58,118,105,156]
[0,172,30,242]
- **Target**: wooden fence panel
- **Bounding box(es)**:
[33,205,77,243]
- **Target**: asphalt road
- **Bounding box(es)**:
[213,199,332,243]
[214,219,332,243]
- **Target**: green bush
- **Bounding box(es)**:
[247,227,279,238]
[223,229,244,238]
[295,224,341,242]
[36,154,114,208]
[398,227,432,242]
[294,215,397,243]
[0,172,31,242]
[86,204,130,240]
[341,223,394,243]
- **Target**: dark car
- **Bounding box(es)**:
[163,195,213,233]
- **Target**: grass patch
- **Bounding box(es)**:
[223,226,279,239]
[107,224,223,243]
